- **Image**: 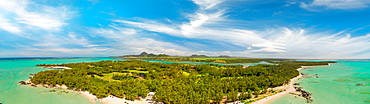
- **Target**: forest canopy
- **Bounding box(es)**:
[31,59,335,103]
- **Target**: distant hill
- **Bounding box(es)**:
[122,52,169,57]
[121,52,232,58]
[190,54,208,58]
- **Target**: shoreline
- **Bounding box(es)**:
[251,67,303,104]
[20,67,306,104]
[20,81,149,104]
[75,90,150,104]
[22,64,330,104]
[252,64,330,104]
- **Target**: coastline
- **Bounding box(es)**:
[53,85,146,104]
[21,81,149,104]
[21,67,305,104]
[252,64,331,104]
[251,67,303,104]
[75,90,151,104]
[23,64,330,104]
[30,66,149,104]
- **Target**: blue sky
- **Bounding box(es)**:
[1,0,370,59]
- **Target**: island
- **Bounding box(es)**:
[22,53,336,104]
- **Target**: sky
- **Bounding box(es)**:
[0,0,370,59]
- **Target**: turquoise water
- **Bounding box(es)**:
[0,57,116,104]
[269,60,370,104]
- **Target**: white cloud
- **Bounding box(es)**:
[301,0,370,10]
[105,0,278,56]
[252,28,370,59]
[272,11,283,16]
[252,42,287,52]
[183,42,208,49]
[0,0,74,31]
[113,20,182,37]
[0,47,110,57]
[181,10,226,36]
[24,32,110,56]
[84,45,100,47]
[30,48,108,53]
[85,0,370,59]
[0,0,89,56]
[0,16,21,34]
[0,0,78,56]
[191,0,223,10]
[94,20,370,58]
[283,2,297,7]
[89,26,192,56]
[247,46,252,50]
[31,33,90,47]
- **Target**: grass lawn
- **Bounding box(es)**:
[92,70,149,81]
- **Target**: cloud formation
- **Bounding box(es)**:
[192,0,224,10]
[0,0,74,31]
[89,24,191,56]
[301,0,370,10]
[0,0,370,58]
[99,0,370,59]
[0,0,108,57]
[0,16,21,34]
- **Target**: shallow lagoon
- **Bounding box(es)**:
[269,60,370,104]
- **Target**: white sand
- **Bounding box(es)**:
[79,92,150,104]
[52,85,148,104]
[79,91,99,103]
[101,96,149,104]
[76,89,150,104]
[252,68,303,104]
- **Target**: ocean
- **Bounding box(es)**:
[269,60,370,104]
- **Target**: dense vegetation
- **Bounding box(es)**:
[31,59,335,103]
[128,57,294,64]
[122,52,289,63]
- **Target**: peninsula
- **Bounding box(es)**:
[23,53,336,104]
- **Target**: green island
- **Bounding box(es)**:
[29,53,336,104]
[121,52,287,63]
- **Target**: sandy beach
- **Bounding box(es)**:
[251,68,303,104]
[67,87,150,104]
[25,83,148,104]
[79,91,149,104]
